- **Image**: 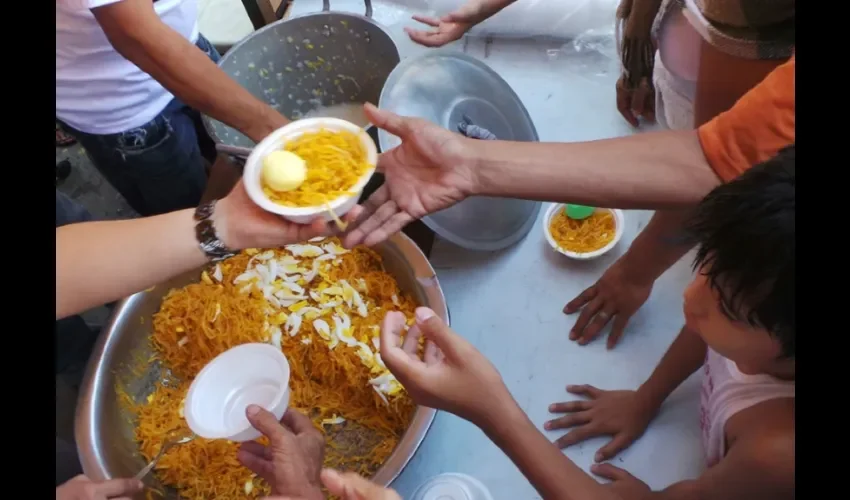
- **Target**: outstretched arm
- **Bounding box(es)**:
[381,308,617,500]
[344,58,794,248]
[484,399,618,500]
[57,207,204,320]
[405,0,518,48]
[56,179,339,319]
[472,130,721,209]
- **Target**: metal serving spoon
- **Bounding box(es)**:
[134,430,196,481]
[215,143,253,160]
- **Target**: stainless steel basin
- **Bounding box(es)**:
[75,233,446,494]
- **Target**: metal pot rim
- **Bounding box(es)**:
[202,9,397,145]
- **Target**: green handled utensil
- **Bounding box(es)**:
[565,204,595,220]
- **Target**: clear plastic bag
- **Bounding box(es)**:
[546,27,621,84]
[387,0,620,40]
[381,0,622,83]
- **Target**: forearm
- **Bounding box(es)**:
[618,0,664,71]
[471,130,722,209]
[481,400,614,500]
[97,12,287,142]
[618,210,695,283]
[622,0,664,37]
[56,209,206,319]
[637,327,707,409]
[475,0,519,19]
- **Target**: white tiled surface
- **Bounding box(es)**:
[232,0,705,496]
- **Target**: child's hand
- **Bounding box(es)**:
[592,463,653,500]
[563,257,654,349]
[380,307,511,424]
[544,386,658,462]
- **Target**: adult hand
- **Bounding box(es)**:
[343,104,477,248]
[405,0,504,47]
[380,307,510,424]
[563,257,653,349]
[214,176,362,251]
[55,475,143,500]
[237,406,325,500]
[404,13,472,47]
[592,463,654,500]
[545,385,657,462]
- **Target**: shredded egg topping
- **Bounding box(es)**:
[124,237,419,499]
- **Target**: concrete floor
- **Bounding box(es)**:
[56,143,136,220]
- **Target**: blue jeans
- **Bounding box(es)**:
[58,35,221,217]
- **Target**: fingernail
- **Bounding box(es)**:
[246,404,260,417]
[569,332,577,340]
[544,422,551,430]
[415,307,435,323]
[595,453,603,462]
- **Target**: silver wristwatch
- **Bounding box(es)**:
[194,200,237,262]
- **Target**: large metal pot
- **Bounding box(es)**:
[203,0,400,148]
[75,233,446,494]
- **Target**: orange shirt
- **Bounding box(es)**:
[697,56,795,182]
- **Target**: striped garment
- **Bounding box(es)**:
[653,0,795,60]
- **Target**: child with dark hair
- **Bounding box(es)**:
[545,145,795,499]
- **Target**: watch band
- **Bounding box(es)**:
[194,200,237,262]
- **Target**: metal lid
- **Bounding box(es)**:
[378,52,542,251]
[410,473,494,500]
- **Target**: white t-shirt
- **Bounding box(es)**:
[56,0,199,135]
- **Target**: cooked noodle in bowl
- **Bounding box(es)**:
[243,118,378,226]
[115,237,432,499]
[543,204,625,260]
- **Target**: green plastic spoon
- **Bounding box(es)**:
[565,204,595,220]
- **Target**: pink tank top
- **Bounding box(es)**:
[699,348,795,467]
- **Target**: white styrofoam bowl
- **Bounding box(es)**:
[184,343,291,442]
[243,118,378,224]
[543,203,625,260]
